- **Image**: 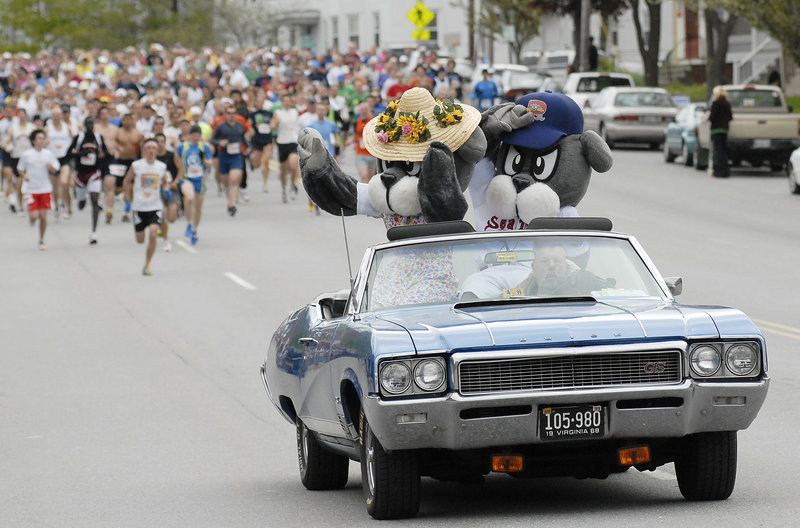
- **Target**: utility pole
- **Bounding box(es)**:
[469,0,475,65]
[579,0,590,71]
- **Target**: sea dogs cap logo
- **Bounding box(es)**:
[526,99,547,122]
[503,92,585,150]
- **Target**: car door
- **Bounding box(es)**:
[297,308,343,435]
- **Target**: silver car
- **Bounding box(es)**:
[583,87,678,149]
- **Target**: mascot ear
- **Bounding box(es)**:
[579,130,613,173]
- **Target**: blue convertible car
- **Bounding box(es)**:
[261,219,769,519]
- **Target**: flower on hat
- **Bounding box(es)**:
[377,130,389,143]
[374,101,431,144]
[432,97,464,129]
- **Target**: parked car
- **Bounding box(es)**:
[260,219,769,519]
[663,102,708,166]
[788,146,800,194]
[562,71,635,108]
[583,87,678,149]
[695,84,800,172]
[500,69,550,101]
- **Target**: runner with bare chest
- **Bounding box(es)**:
[105,113,143,223]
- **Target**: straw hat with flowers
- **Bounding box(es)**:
[363,87,481,162]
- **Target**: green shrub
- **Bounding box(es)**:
[663,83,708,102]
[785,96,800,113]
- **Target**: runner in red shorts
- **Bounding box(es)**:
[18,129,60,250]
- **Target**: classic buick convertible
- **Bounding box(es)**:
[260,219,769,519]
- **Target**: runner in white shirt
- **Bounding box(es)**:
[271,93,301,203]
[46,107,75,219]
[4,109,35,213]
[18,129,60,250]
[122,138,168,276]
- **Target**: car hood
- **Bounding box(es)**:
[373,299,759,353]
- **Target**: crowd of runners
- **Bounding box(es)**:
[0,44,469,274]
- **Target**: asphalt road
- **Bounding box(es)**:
[2,145,798,527]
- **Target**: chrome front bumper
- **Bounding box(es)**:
[362,376,769,451]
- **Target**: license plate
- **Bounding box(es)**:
[539,404,605,441]
[640,115,661,123]
[753,139,771,149]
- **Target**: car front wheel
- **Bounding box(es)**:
[663,140,676,162]
[675,431,737,500]
[360,409,420,519]
[297,419,349,490]
[682,141,693,166]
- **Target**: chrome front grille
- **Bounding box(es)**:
[457,350,682,395]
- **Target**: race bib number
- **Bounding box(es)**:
[53,140,68,153]
[257,124,271,135]
[480,98,493,108]
[226,142,240,155]
[141,173,160,198]
[108,164,127,177]
[187,165,203,178]
[80,152,97,165]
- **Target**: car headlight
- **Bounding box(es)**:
[414,359,445,391]
[380,363,411,394]
[726,343,757,376]
[690,345,721,376]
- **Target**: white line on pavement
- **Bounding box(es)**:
[175,240,198,254]
[225,272,257,291]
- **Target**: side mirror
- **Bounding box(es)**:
[664,277,683,297]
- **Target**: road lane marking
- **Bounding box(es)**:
[175,240,198,254]
[225,272,257,291]
[752,318,800,341]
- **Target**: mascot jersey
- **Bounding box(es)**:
[470,157,578,231]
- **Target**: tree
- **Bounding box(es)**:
[536,0,628,72]
[628,0,662,87]
[703,6,737,97]
[724,0,800,65]
[478,0,542,63]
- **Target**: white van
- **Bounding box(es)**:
[562,72,635,108]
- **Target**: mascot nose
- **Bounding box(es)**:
[380,172,398,189]
[512,174,533,193]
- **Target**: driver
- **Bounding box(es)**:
[515,243,609,296]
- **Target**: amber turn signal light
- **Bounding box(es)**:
[617,446,651,466]
[492,455,524,472]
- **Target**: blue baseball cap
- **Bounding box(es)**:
[502,92,584,150]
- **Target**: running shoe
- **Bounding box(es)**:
[190,232,198,245]
[9,203,16,213]
[121,213,131,223]
[241,189,249,203]
[38,241,47,251]
[78,199,86,211]
[228,205,237,217]
[184,223,193,238]
[163,240,172,252]
[282,191,288,204]
[142,266,151,276]
[105,210,113,224]
[89,233,98,245]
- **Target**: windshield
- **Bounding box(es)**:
[727,89,783,108]
[614,92,674,108]
[362,235,665,311]
[576,76,632,93]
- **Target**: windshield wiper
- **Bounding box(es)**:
[454,296,597,310]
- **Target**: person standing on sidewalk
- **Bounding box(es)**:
[18,129,60,250]
[123,138,168,276]
[709,85,733,178]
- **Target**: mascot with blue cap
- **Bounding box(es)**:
[470,92,613,231]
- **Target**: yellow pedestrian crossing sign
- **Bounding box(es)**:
[407,1,435,29]
[412,29,431,41]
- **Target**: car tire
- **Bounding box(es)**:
[770,161,784,172]
[297,419,349,490]
[600,124,614,149]
[675,431,737,501]
[789,164,800,194]
[663,140,676,163]
[682,141,693,167]
[360,409,420,519]
[694,146,708,171]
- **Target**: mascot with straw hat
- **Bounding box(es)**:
[298,87,486,228]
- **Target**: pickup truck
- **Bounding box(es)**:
[696,84,800,172]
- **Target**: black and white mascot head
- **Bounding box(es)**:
[470,91,613,231]
[298,87,486,229]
